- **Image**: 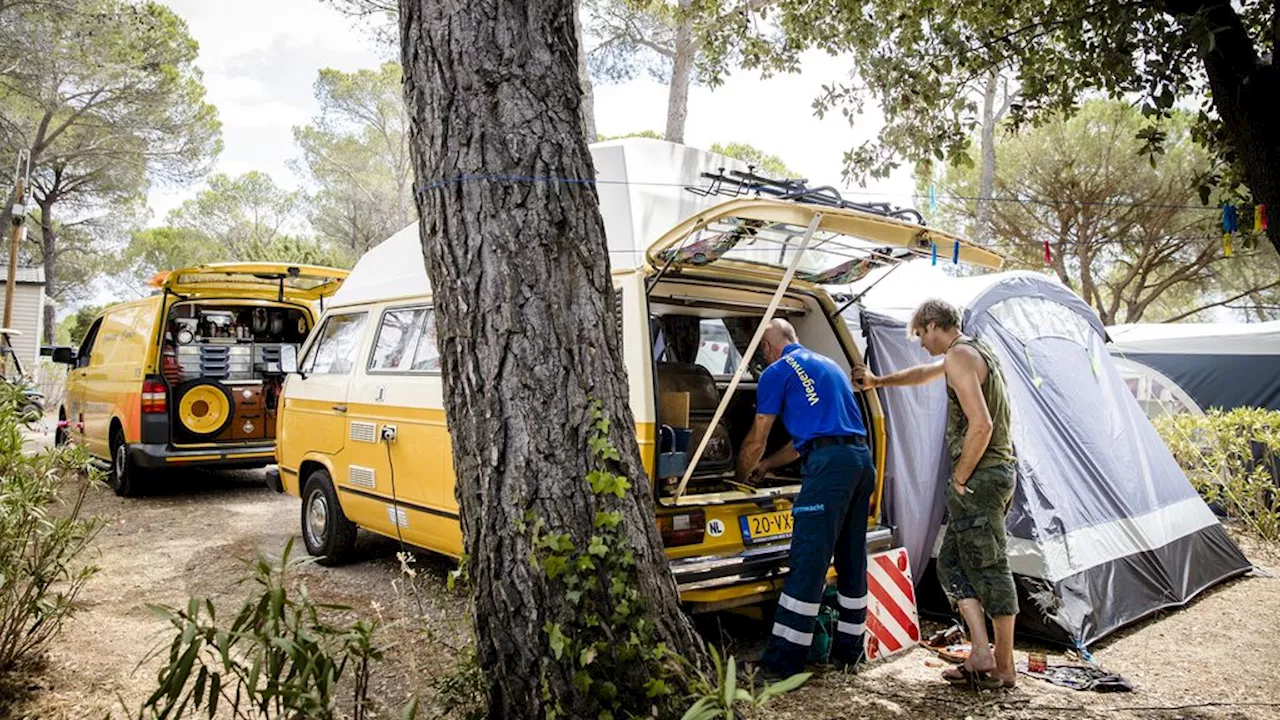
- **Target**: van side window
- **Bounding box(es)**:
[303,313,367,375]
[410,310,440,372]
[695,319,743,375]
[370,308,428,372]
[77,318,104,369]
[368,307,439,374]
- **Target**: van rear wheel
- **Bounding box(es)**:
[301,469,357,564]
[109,428,145,498]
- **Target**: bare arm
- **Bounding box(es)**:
[737,414,798,483]
[944,347,993,488]
[853,359,945,390]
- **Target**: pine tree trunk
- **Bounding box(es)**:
[664,2,695,144]
[38,197,56,342]
[976,73,999,245]
[574,6,597,143]
[397,0,704,716]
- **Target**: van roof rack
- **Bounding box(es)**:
[686,168,925,226]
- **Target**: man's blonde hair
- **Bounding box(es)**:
[909,298,961,337]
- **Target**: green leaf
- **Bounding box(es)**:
[545,622,567,660]
[723,655,737,709]
[681,697,718,720]
[401,696,420,720]
[758,672,812,702]
[593,510,623,529]
[544,555,569,579]
[588,536,609,557]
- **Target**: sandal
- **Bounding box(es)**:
[942,665,1005,690]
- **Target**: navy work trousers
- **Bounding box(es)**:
[762,442,876,676]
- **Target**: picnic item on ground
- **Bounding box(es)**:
[1017,659,1134,692]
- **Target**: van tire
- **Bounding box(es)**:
[55,409,69,447]
[109,428,145,498]
[301,470,357,564]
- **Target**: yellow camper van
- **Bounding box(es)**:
[52,263,348,496]
[271,159,1002,612]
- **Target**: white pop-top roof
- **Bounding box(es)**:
[1107,320,1280,355]
[330,139,749,308]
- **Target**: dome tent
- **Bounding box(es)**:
[844,263,1250,647]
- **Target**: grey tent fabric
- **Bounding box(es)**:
[1109,322,1280,413]
[861,310,950,583]
[845,269,1251,647]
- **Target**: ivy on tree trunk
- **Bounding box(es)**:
[397,0,705,715]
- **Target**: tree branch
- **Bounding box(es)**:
[1162,279,1280,322]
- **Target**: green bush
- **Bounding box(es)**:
[134,539,388,719]
[1154,407,1280,542]
[0,383,104,673]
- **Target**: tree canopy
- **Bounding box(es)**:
[0,0,221,334]
[291,62,414,257]
[124,172,352,288]
[928,100,1280,324]
[710,0,1280,254]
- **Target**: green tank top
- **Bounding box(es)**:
[946,336,1015,469]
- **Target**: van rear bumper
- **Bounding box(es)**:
[674,525,895,611]
[129,443,276,470]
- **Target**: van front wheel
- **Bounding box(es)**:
[301,470,357,564]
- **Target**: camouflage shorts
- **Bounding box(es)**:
[937,463,1019,618]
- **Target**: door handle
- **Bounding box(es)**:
[332,404,348,413]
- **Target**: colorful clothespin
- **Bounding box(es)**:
[931,241,938,266]
[952,240,960,264]
[1043,238,1052,265]
[1223,204,1239,258]
[1256,204,1268,233]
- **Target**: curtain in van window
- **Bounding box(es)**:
[658,315,701,363]
[722,317,763,373]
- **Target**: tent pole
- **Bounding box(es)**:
[673,213,823,500]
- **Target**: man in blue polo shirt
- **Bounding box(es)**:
[738,319,875,677]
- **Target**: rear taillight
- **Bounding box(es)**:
[141,378,168,414]
[657,511,706,547]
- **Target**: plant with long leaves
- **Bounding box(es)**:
[0,383,104,673]
[681,645,811,720]
[133,539,388,719]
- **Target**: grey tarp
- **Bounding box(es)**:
[845,269,1251,647]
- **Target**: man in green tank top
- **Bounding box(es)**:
[854,298,1018,690]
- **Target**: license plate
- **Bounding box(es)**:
[739,509,793,545]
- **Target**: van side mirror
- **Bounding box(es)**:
[279,344,299,374]
[51,347,78,365]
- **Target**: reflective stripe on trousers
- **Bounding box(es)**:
[762,443,875,675]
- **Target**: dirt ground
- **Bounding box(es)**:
[5,443,1280,718]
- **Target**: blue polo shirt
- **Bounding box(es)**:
[756,343,867,453]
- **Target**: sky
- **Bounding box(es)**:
[150,0,918,221]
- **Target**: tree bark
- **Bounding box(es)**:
[37,195,56,342]
[397,0,703,716]
[976,74,999,245]
[1168,0,1280,256]
[665,1,695,144]
[574,5,597,143]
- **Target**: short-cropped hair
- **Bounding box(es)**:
[909,298,961,336]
